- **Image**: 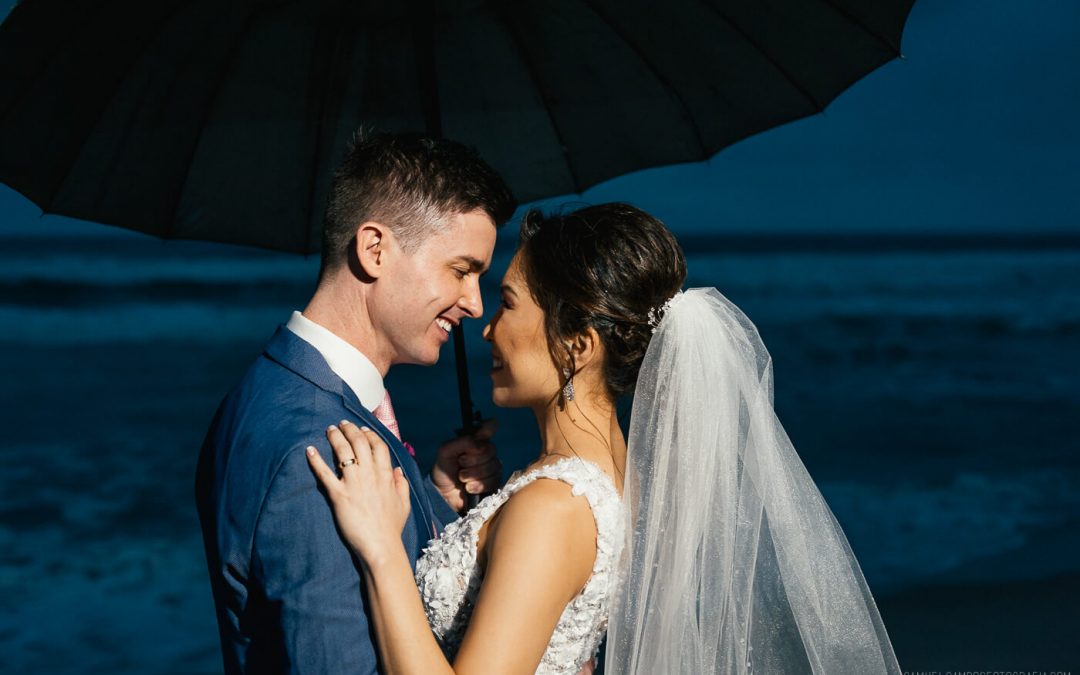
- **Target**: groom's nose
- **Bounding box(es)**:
[459,278,483,318]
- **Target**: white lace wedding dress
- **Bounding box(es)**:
[415,457,624,674]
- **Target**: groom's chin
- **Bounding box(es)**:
[399,350,441,368]
[489,390,520,409]
[416,341,445,366]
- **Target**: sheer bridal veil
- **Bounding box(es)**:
[605,288,901,674]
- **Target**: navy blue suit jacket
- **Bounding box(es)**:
[196,326,459,674]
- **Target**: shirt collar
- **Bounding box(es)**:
[285,311,384,412]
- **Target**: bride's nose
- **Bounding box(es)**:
[482,321,493,342]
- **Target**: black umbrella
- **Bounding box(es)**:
[0,0,916,431]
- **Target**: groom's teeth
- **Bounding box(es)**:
[436,318,452,333]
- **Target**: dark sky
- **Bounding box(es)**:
[572,0,1080,235]
[1,0,1077,238]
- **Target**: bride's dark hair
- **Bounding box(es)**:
[518,203,687,403]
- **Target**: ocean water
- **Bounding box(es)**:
[1,232,1078,673]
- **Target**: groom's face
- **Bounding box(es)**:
[376,209,497,367]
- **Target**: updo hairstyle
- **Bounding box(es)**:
[517,203,687,404]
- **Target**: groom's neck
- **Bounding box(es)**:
[303,279,389,376]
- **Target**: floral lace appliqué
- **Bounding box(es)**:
[415,457,624,674]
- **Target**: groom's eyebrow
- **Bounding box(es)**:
[455,255,490,274]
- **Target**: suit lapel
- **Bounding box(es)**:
[264,326,437,546]
[337,391,437,542]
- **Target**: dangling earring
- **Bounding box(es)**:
[561,367,575,403]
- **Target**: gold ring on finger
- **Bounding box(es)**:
[339,458,359,469]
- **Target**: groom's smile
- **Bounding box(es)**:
[435,316,455,334]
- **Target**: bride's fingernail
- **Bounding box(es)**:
[340,419,350,426]
[327,424,337,432]
[306,446,316,456]
[359,426,371,432]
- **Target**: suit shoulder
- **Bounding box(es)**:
[201,352,351,502]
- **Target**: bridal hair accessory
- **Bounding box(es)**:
[646,290,685,333]
[561,367,575,402]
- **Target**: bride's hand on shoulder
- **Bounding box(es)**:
[305,421,411,567]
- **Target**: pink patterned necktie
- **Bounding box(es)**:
[373,390,414,456]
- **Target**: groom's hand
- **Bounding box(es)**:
[431,418,501,512]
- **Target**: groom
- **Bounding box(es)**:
[196,132,516,674]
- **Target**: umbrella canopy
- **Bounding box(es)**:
[0,0,916,253]
[0,0,916,435]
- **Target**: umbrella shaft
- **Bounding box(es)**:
[452,325,476,432]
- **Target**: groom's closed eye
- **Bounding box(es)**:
[453,255,489,275]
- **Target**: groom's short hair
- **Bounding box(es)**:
[320,131,516,276]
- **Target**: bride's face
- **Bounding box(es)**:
[482,252,562,409]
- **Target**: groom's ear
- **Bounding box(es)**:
[354,222,391,279]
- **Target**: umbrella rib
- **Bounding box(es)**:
[696,0,825,113]
[165,8,259,241]
[817,0,904,55]
[575,0,710,159]
[491,7,581,192]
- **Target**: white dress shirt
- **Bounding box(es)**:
[285,311,384,412]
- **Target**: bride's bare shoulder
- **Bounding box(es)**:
[509,476,596,517]
[484,477,598,581]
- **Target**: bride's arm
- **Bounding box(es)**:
[452,478,597,673]
[307,421,596,675]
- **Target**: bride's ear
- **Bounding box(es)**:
[567,327,603,374]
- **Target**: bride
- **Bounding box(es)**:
[305,203,901,674]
